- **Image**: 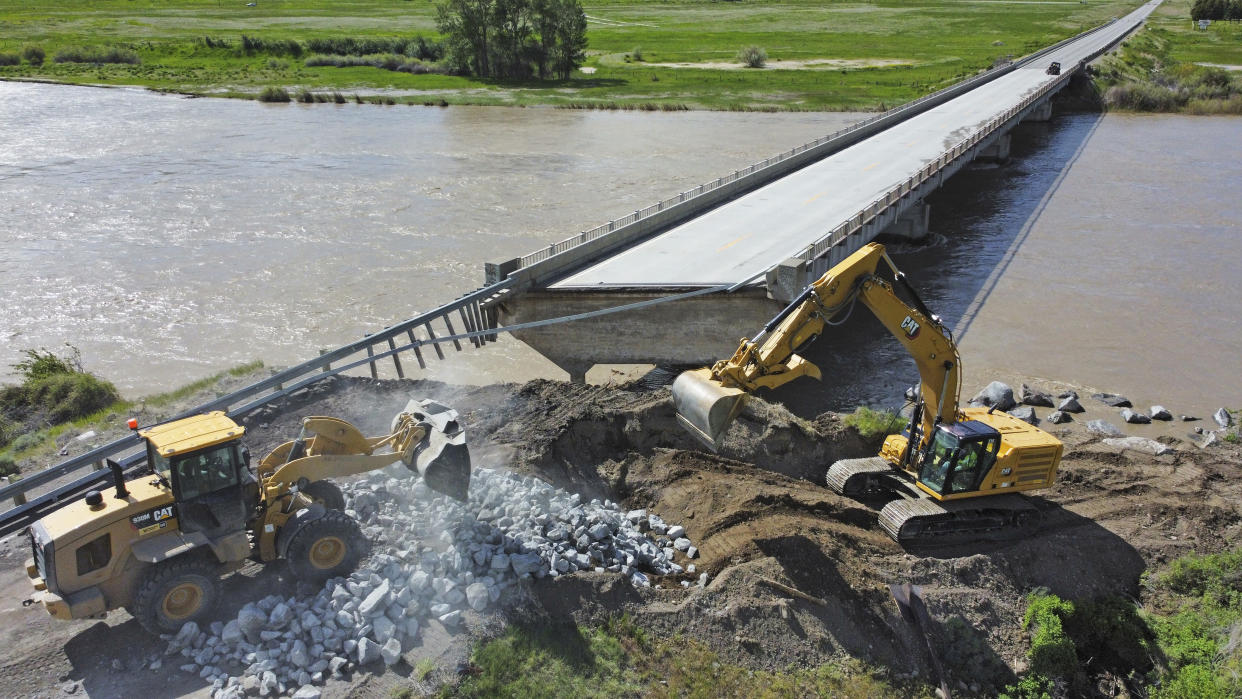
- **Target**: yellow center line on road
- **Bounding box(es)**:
[805,162,878,205]
[717,235,750,252]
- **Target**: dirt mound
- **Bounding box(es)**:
[3,375,1240,697]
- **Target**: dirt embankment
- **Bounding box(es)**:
[1,375,1239,697]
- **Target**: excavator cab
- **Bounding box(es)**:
[915,422,1000,496]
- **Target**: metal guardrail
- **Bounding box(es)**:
[0,280,514,526]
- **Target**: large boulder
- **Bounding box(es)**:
[1019,384,1055,407]
[1087,420,1124,437]
[1214,408,1234,428]
[1046,410,1072,424]
[1120,408,1151,424]
[1092,392,1132,408]
[1008,406,1039,425]
[1150,406,1173,421]
[1057,396,1085,413]
[1103,437,1172,456]
[971,381,1016,411]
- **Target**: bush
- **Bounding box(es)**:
[843,406,902,440]
[632,46,644,62]
[20,372,119,424]
[0,53,19,66]
[21,45,45,65]
[1023,592,1078,680]
[53,46,141,65]
[295,88,314,103]
[13,347,82,382]
[304,36,443,61]
[738,45,767,68]
[240,35,303,57]
[0,415,15,448]
[0,454,17,478]
[257,86,290,102]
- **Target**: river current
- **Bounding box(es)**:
[2,81,1239,424]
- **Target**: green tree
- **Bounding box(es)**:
[550,0,587,80]
[437,0,493,77]
[435,0,585,80]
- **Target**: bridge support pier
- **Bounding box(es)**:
[499,289,782,382]
[977,132,1011,162]
[880,200,931,242]
[1023,99,1054,123]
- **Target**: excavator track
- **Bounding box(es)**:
[878,494,1041,546]
[826,457,898,496]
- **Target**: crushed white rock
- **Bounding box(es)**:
[167,466,702,698]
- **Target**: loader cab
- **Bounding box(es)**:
[140,412,258,537]
[916,421,1001,496]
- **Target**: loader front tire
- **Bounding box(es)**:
[132,557,221,634]
[301,481,345,511]
[285,509,367,582]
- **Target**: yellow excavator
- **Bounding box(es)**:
[672,243,1062,545]
[26,398,470,633]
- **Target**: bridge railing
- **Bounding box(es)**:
[501,17,1116,282]
[796,66,1079,265]
[0,278,514,532]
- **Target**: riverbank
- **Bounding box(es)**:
[0,0,1145,110]
[0,373,1239,697]
[1094,0,1242,113]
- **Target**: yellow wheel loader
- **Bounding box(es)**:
[25,398,470,634]
[672,243,1062,546]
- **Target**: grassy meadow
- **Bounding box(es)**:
[0,0,1148,110]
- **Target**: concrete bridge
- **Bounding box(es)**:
[484,1,1161,382]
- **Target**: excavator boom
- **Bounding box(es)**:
[673,243,959,453]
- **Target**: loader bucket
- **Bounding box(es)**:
[398,399,472,502]
[671,368,749,452]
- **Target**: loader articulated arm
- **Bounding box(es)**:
[259,399,472,502]
[673,243,961,451]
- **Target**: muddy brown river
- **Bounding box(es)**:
[2,81,1239,422]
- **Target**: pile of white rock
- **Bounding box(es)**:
[171,466,700,698]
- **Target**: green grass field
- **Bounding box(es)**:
[1146,0,1242,66]
[0,0,1148,109]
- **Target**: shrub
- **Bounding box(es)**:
[13,346,82,381]
[265,58,289,70]
[257,86,290,102]
[296,88,314,103]
[1023,592,1078,680]
[632,46,644,62]
[21,45,45,65]
[240,35,303,57]
[0,415,16,448]
[0,453,17,478]
[843,406,902,440]
[21,372,119,424]
[53,46,140,65]
[737,45,767,68]
[0,53,19,66]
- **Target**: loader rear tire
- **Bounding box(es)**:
[301,481,345,511]
[285,509,367,582]
[132,557,220,634]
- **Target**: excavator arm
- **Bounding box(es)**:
[672,243,961,454]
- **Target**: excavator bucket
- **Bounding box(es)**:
[671,368,749,452]
[395,399,472,502]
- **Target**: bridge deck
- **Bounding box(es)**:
[552,2,1156,289]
